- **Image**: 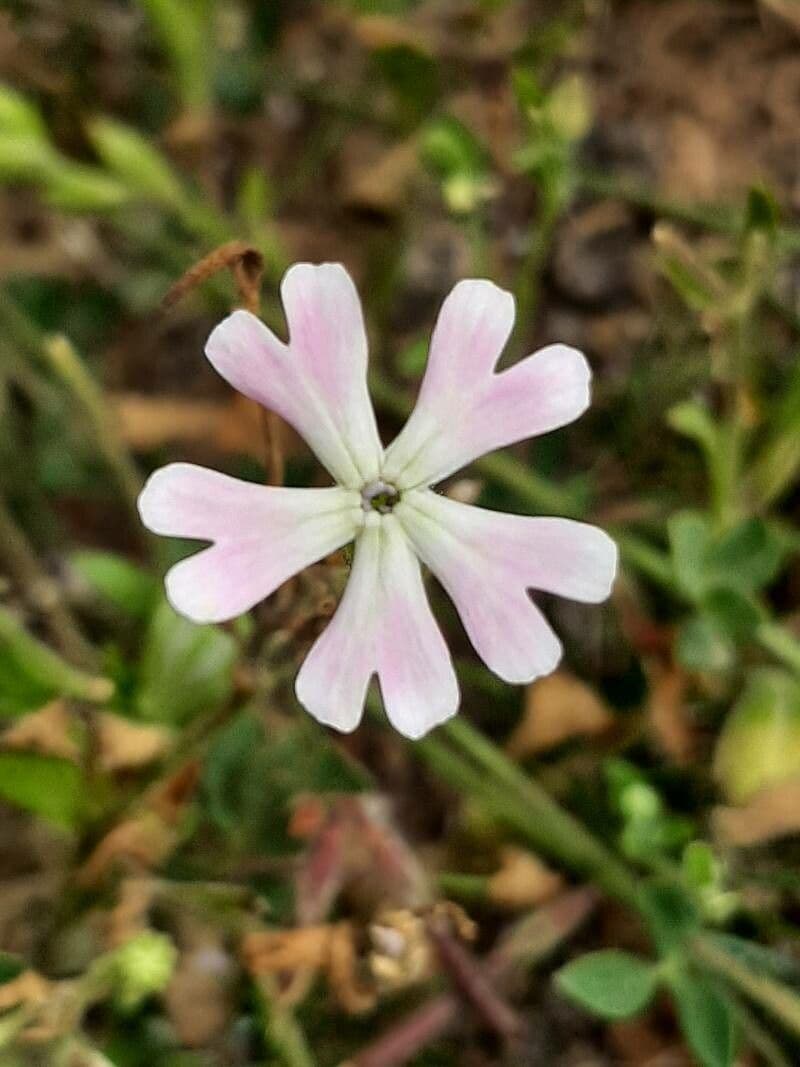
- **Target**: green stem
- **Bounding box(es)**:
[419,718,800,1039]
[255,976,317,1067]
[755,621,800,675]
[512,192,561,358]
[612,529,674,589]
[442,718,638,905]
[692,936,800,1037]
[0,497,97,668]
[0,290,145,541]
[576,168,800,253]
[437,871,490,902]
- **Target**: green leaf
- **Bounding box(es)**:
[667,400,719,456]
[0,85,48,138]
[706,932,800,985]
[0,953,24,984]
[44,163,130,213]
[669,971,736,1067]
[71,551,158,620]
[421,117,486,180]
[0,752,81,828]
[702,588,761,644]
[713,668,800,802]
[396,338,429,379]
[0,605,114,714]
[639,881,700,956]
[707,518,785,595]
[134,599,236,724]
[88,118,185,206]
[675,613,734,673]
[556,950,658,1020]
[668,514,786,607]
[668,511,712,602]
[139,0,215,112]
[744,185,779,237]
[682,842,719,891]
[660,256,719,312]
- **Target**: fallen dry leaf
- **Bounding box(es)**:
[343,136,420,214]
[112,391,305,462]
[2,701,80,762]
[352,14,431,53]
[760,0,800,35]
[647,664,695,765]
[95,713,173,774]
[78,763,199,886]
[369,909,433,993]
[243,921,375,1013]
[506,671,614,758]
[3,706,172,774]
[713,777,800,846]
[487,847,564,910]
[0,970,51,1012]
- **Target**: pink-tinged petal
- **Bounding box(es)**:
[205,263,382,488]
[138,463,361,623]
[396,490,617,684]
[381,279,590,489]
[295,514,459,739]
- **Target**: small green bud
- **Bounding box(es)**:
[110,931,177,1012]
[620,781,661,822]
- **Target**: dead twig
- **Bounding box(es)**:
[162,241,285,484]
[345,888,597,1067]
[425,914,523,1041]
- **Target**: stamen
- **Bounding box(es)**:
[361,480,399,514]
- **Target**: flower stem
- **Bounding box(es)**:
[0,498,98,669]
[692,935,800,1037]
[441,718,638,905]
[0,290,146,544]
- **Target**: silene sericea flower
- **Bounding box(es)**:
[138,264,617,739]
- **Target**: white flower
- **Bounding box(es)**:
[138,263,617,739]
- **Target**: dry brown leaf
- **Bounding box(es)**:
[78,763,199,886]
[2,701,80,762]
[0,970,51,1011]
[343,137,420,214]
[112,392,268,455]
[760,0,800,35]
[369,909,433,993]
[95,713,173,774]
[243,925,332,978]
[352,14,431,53]
[713,778,800,846]
[487,847,564,910]
[243,921,374,1013]
[78,813,178,888]
[647,665,695,764]
[506,671,614,759]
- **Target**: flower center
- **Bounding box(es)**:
[361,479,399,514]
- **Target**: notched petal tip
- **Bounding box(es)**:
[389,698,459,741]
[137,462,195,537]
[163,554,232,625]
